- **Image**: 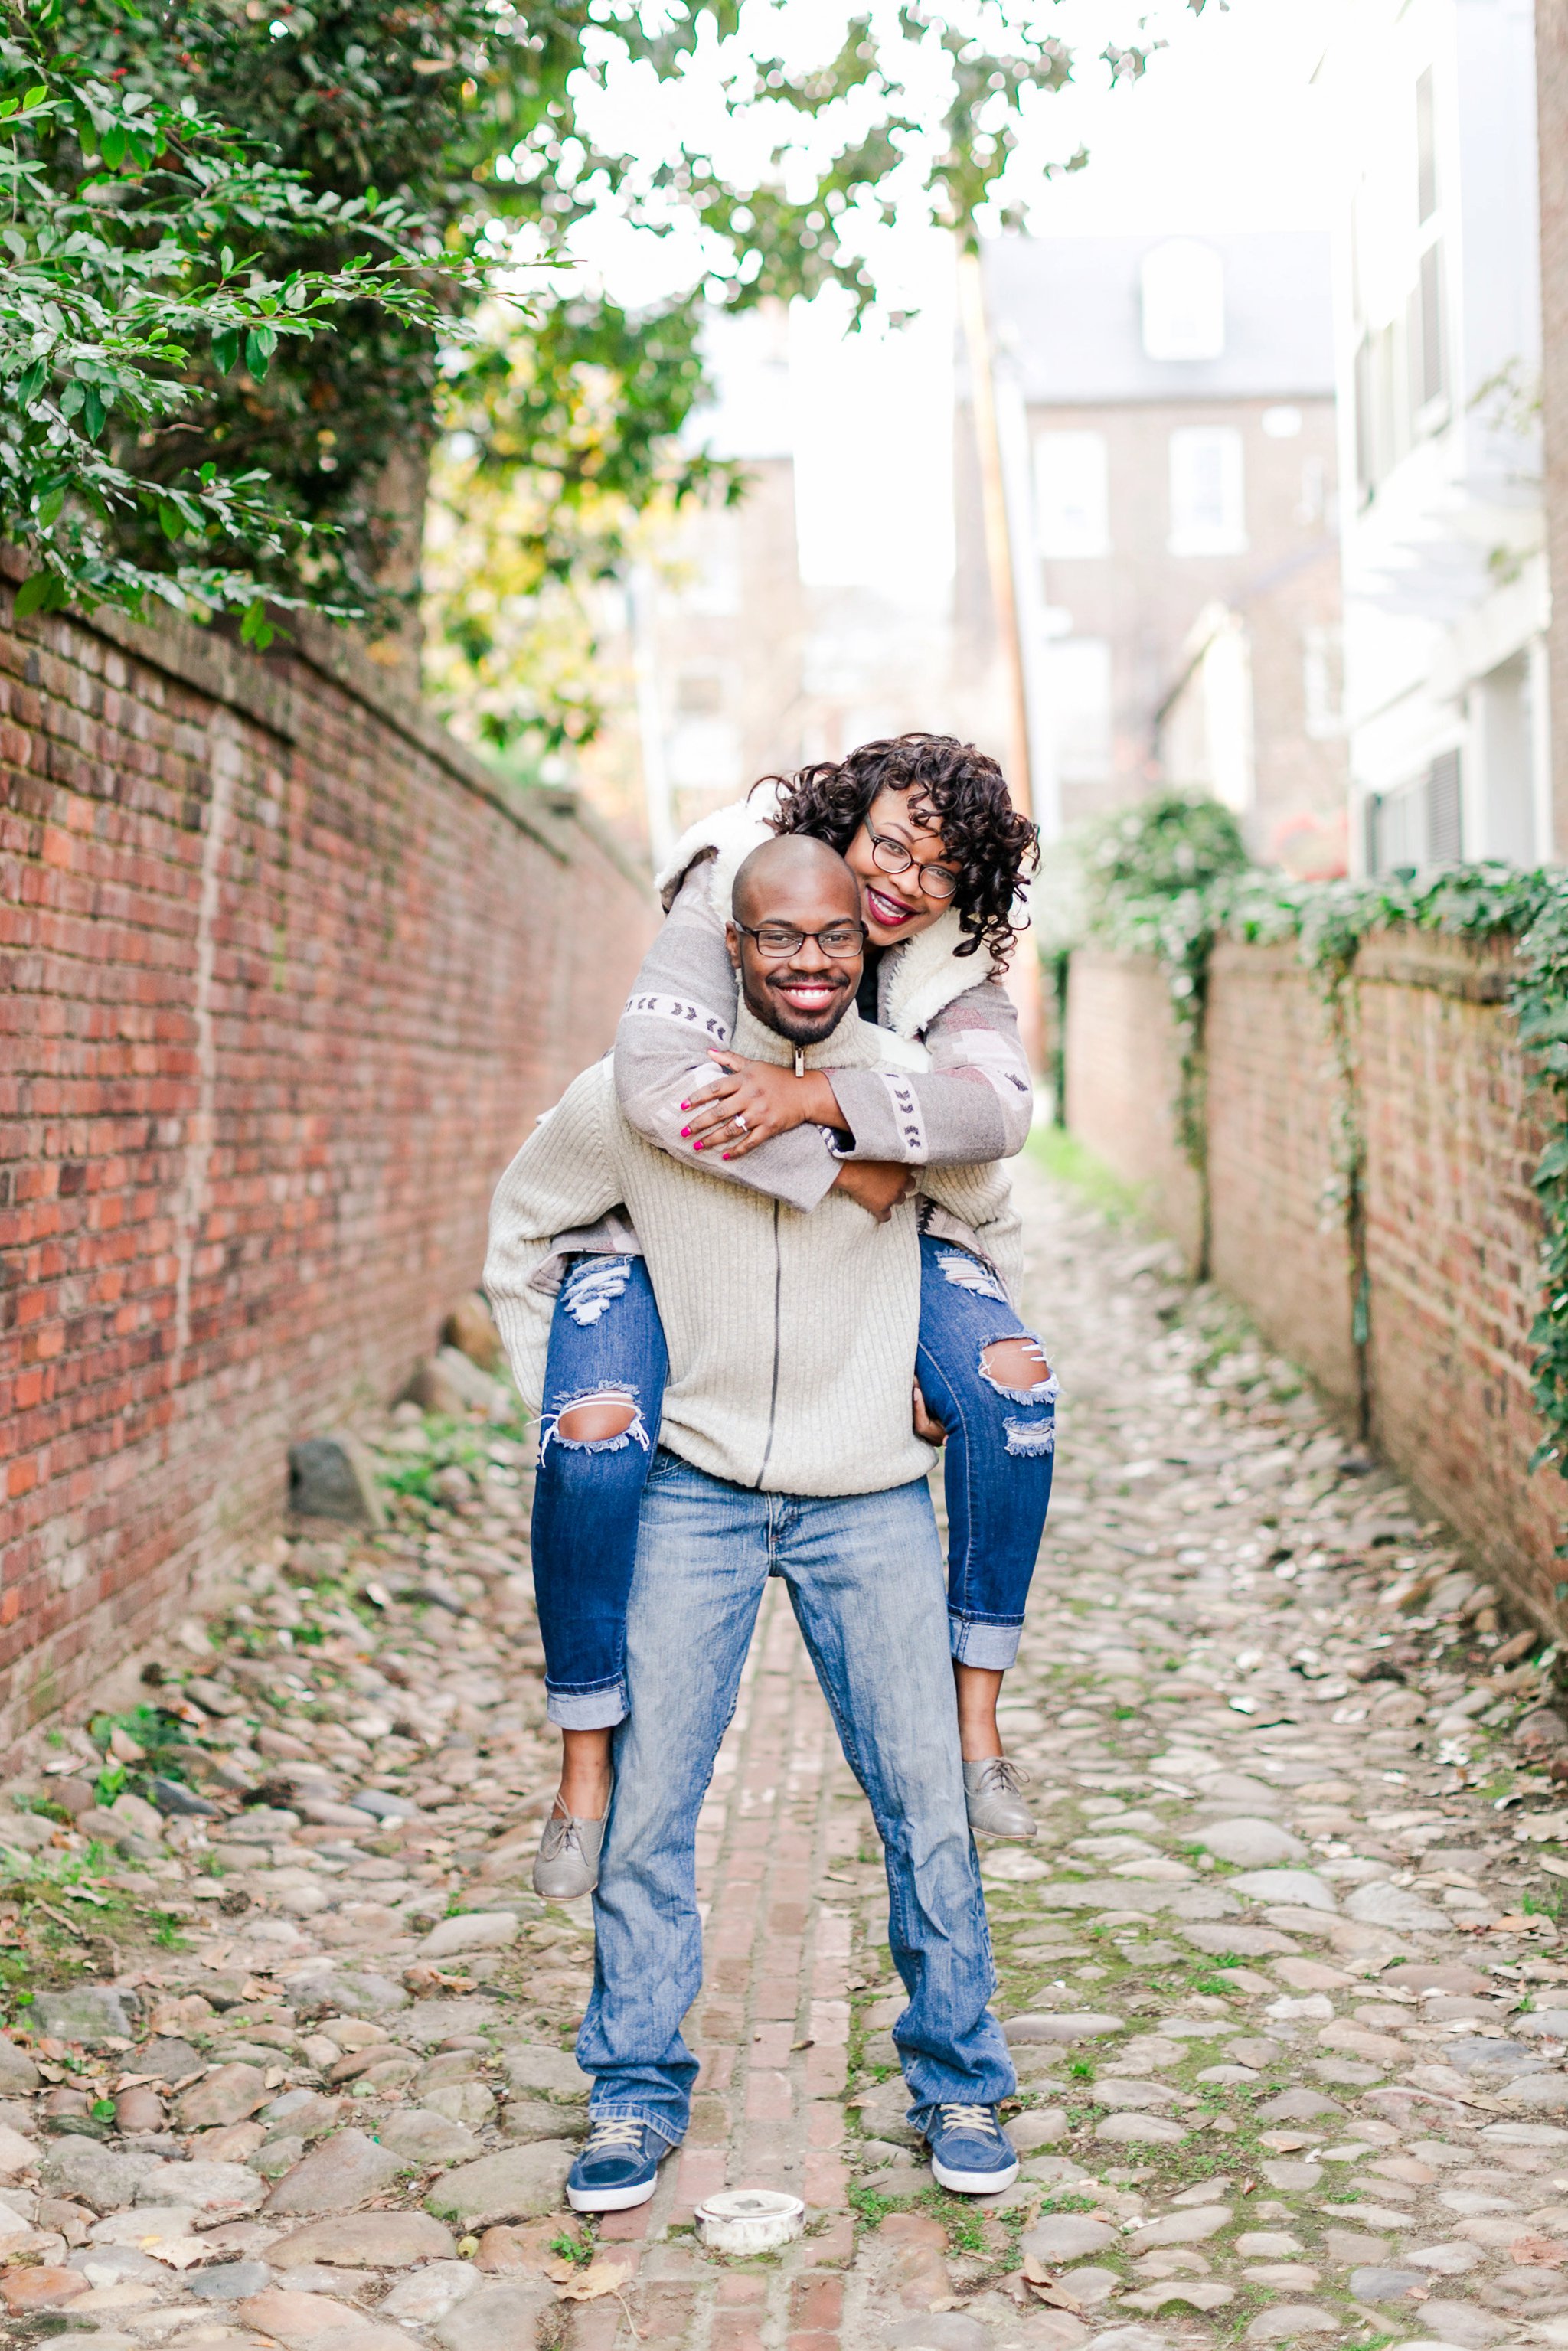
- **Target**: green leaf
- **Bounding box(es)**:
[245,328,276,379]
[35,487,64,529]
[100,122,126,170]
[239,599,274,651]
[14,571,63,618]
[21,86,46,113]
[83,387,106,439]
[158,502,185,543]
[15,359,46,407]
[213,328,243,376]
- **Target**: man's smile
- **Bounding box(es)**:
[768,972,849,1016]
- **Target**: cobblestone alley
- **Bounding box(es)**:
[3,1158,1568,2351]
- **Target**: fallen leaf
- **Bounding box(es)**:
[1511,2235,1567,2267]
[555,2258,633,2304]
[1022,2258,1085,2312]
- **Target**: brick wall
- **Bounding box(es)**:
[0,576,658,1751]
[1067,936,1568,1629]
[1063,949,1204,1268]
[1204,940,1357,1414]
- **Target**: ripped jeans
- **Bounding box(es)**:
[532,1253,669,1729]
[531,1235,1054,1729]
[915,1237,1057,1669]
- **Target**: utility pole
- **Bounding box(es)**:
[957,246,1048,1073]
[627,563,674,872]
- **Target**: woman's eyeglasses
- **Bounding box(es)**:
[733,920,868,959]
[864,820,959,900]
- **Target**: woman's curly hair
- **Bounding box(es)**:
[761,733,1039,963]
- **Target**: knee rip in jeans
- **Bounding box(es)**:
[936,1247,1009,1304]
[560,1255,634,1327]
[978,1337,1058,1457]
[541,1386,650,1456]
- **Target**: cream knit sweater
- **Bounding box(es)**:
[485,1003,1018,1498]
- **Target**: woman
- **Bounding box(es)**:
[530,732,1056,1898]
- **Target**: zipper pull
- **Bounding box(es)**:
[794,1047,805,1078]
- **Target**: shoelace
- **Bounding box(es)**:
[543,1813,587,1856]
[583,2116,646,2156]
[976,1758,1031,1793]
[938,2102,1002,2138]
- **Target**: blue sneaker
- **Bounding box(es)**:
[566,2117,668,2212]
[922,2102,1020,2195]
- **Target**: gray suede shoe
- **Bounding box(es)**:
[963,1757,1037,1840]
[533,1807,606,1900]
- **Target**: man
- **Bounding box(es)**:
[485,835,1019,2212]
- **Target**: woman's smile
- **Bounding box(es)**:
[863,880,922,932]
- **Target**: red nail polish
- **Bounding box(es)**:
[680,1127,690,1138]
[693,1141,704,1151]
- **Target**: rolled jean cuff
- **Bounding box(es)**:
[949,1611,1022,1670]
[547,1678,628,1730]
[585,2101,684,2152]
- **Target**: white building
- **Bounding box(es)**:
[1325,0,1549,873]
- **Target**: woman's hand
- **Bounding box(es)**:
[680,1051,842,1160]
[913,1381,949,1445]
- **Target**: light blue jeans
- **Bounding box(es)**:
[534,1233,1056,1725]
[576,1451,1017,2148]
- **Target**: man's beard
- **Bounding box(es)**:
[740,966,854,1047]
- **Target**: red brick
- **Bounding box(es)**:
[0,586,656,1752]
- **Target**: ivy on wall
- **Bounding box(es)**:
[1076,794,1568,1500]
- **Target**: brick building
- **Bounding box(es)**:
[960,231,1349,874]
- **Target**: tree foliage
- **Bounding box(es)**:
[4,0,1173,693]
[0,0,461,637]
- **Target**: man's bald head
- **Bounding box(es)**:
[727,833,866,1047]
[731,832,860,928]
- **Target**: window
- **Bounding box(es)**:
[1141,240,1226,362]
[1364,752,1462,876]
[1302,625,1345,740]
[1428,749,1462,862]
[1414,240,1446,410]
[1034,432,1110,559]
[1042,638,1112,783]
[1168,428,1246,555]
[1411,69,1446,419]
[1416,67,1438,225]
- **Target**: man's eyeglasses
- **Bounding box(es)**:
[864,819,959,901]
[733,920,867,960]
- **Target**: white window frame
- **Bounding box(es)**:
[1168,426,1247,557]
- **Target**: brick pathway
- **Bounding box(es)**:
[5,1153,1568,2351]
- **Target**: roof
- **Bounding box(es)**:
[981,230,1336,406]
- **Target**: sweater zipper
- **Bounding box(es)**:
[754,1199,782,1490]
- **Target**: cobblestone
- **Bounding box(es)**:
[5,1158,1568,2346]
